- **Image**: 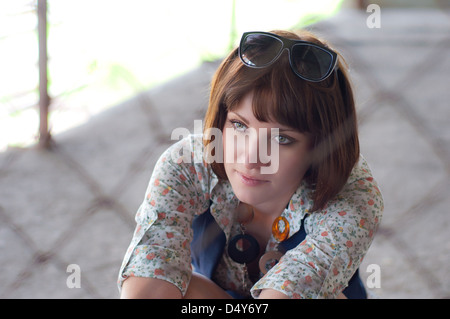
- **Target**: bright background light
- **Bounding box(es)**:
[0,0,343,151]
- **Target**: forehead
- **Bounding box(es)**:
[229,91,275,124]
[227,87,309,132]
[229,92,304,134]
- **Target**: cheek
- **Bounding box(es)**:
[222,131,239,172]
[275,149,312,181]
[223,129,245,164]
[222,129,233,164]
[273,163,301,185]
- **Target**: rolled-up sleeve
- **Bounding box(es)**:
[251,162,383,299]
[117,136,211,296]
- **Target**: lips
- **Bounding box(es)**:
[236,171,269,186]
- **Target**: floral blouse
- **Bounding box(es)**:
[117,134,383,298]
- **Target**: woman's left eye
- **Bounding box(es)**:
[274,135,292,145]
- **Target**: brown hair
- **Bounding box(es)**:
[203,30,359,212]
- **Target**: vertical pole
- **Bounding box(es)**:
[228,0,237,52]
[37,0,51,148]
[358,0,366,10]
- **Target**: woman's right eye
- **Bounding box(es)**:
[230,120,247,132]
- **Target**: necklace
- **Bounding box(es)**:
[227,203,259,291]
[227,204,260,265]
[272,216,290,242]
[227,204,290,283]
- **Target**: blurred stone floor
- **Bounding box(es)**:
[0,5,449,298]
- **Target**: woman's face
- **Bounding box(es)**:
[223,91,313,213]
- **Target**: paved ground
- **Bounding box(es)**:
[1,5,449,299]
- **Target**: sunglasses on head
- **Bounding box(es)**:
[238,31,338,82]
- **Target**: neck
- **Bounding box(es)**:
[239,203,284,252]
[252,200,287,220]
[250,203,286,235]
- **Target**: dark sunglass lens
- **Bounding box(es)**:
[241,34,283,67]
[291,44,333,81]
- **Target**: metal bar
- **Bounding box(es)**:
[37,0,51,148]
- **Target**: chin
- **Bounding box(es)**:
[225,167,272,205]
[229,183,266,206]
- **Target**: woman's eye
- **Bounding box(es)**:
[231,120,247,132]
[274,135,292,145]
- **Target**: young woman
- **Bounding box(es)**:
[118,30,383,299]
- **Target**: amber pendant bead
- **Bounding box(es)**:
[272,216,289,242]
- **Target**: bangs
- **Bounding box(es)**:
[250,80,312,134]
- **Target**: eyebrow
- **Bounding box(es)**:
[229,111,298,133]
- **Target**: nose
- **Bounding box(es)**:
[244,134,259,169]
[242,129,271,170]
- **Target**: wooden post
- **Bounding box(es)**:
[37,0,51,148]
[358,0,366,10]
[228,0,237,52]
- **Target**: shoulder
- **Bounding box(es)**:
[341,155,384,211]
[153,134,218,200]
[306,155,384,236]
[329,155,383,216]
[159,133,204,165]
[156,134,208,175]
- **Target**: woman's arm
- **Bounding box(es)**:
[118,136,211,296]
[120,277,182,299]
[121,273,233,299]
[258,289,289,299]
[258,289,346,299]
